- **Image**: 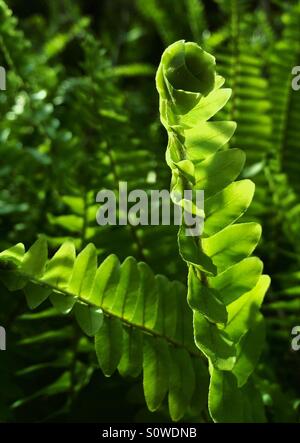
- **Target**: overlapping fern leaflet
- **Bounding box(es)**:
[0,237,209,421]
[156,40,270,422]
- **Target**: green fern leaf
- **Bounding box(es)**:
[0,239,205,421]
[156,40,270,422]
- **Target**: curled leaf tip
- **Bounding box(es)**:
[156,40,216,114]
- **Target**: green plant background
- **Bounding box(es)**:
[0,0,299,423]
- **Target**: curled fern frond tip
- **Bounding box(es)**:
[156,40,216,114]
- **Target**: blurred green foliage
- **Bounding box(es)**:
[0,0,300,423]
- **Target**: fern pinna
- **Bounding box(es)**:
[0,40,270,423]
[156,40,270,422]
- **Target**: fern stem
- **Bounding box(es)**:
[6,267,202,359]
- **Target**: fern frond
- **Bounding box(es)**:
[270,2,300,195]
[156,40,270,422]
[209,1,273,219]
[0,238,207,421]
